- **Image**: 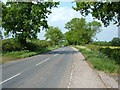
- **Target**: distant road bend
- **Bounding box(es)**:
[1,46,108,88]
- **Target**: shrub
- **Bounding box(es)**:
[25,42,38,51]
[91,41,111,46]
[2,38,52,52]
[110,37,120,46]
[2,38,23,52]
[84,44,120,65]
[39,40,50,48]
[84,44,100,51]
[99,48,120,64]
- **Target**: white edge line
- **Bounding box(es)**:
[0,73,21,85]
[35,58,50,66]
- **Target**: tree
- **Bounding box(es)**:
[2,2,59,45]
[87,21,102,37]
[44,26,64,45]
[64,18,101,45]
[64,30,77,45]
[73,2,120,27]
[65,18,87,45]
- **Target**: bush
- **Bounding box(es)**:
[91,41,111,46]
[84,44,100,51]
[30,40,51,48]
[110,37,120,46]
[99,48,120,64]
[2,38,23,52]
[2,38,51,52]
[25,42,38,51]
[85,44,120,65]
[39,40,51,48]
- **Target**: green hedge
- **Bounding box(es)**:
[91,41,111,46]
[2,38,23,52]
[85,44,120,65]
[2,38,52,52]
[99,48,120,64]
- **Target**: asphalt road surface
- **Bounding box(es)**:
[2,47,74,88]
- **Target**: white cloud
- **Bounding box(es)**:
[39,6,82,40]
[39,6,118,41]
[53,0,74,2]
[47,6,82,33]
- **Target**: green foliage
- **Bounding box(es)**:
[99,48,120,64]
[73,2,120,27]
[2,38,23,52]
[2,2,59,44]
[44,26,64,45]
[85,44,120,65]
[64,18,101,45]
[0,30,3,39]
[75,46,118,73]
[2,38,52,52]
[2,45,59,64]
[91,41,111,46]
[110,37,120,46]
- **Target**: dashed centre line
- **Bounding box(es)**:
[35,58,50,66]
[1,48,64,85]
[53,54,58,57]
[0,73,21,85]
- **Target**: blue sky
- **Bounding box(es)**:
[2,1,118,41]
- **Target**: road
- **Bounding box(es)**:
[2,47,74,88]
[1,46,108,88]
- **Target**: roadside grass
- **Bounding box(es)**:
[74,46,119,74]
[1,46,59,64]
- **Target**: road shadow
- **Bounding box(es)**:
[41,50,79,55]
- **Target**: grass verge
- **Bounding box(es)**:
[1,46,59,64]
[74,45,119,74]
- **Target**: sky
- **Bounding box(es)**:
[38,1,118,41]
[2,1,118,41]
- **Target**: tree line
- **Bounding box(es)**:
[1,1,120,50]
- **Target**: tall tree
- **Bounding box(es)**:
[44,26,63,45]
[2,2,59,45]
[65,18,87,45]
[73,2,120,27]
[65,18,101,45]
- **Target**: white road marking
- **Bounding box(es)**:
[35,58,50,66]
[53,54,58,57]
[63,47,66,51]
[0,73,21,85]
[67,66,74,88]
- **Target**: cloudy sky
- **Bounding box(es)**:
[38,1,118,41]
[2,1,118,41]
